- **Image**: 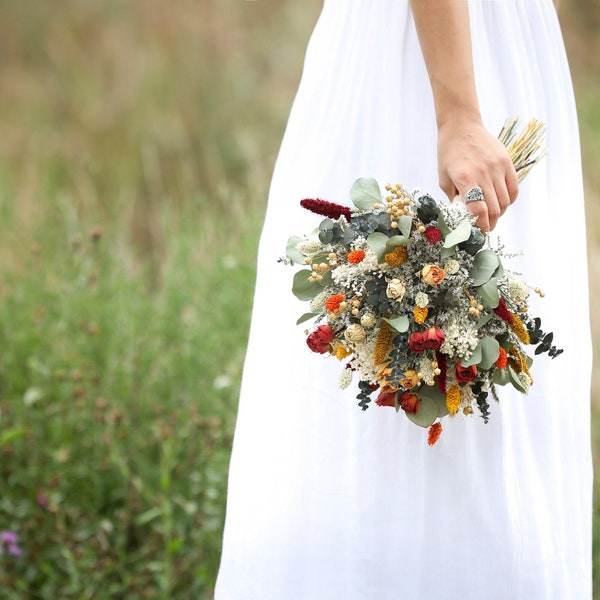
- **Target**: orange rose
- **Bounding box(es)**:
[399,370,420,389]
[421,264,446,285]
[399,392,420,414]
[376,390,397,407]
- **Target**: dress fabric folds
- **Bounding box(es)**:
[216,1,592,598]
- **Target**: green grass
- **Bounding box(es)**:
[0,0,598,597]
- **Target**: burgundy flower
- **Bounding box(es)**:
[306,325,335,354]
[408,332,426,353]
[424,226,442,244]
[435,350,447,394]
[493,299,515,325]
[300,198,352,221]
[423,327,445,350]
[455,362,478,384]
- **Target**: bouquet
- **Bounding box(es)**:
[283,119,561,445]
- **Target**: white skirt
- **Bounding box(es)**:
[216,1,592,598]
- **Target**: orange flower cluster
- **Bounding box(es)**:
[384,246,408,268]
[495,347,508,369]
[413,305,428,324]
[347,250,366,264]
[325,294,345,312]
[428,422,443,446]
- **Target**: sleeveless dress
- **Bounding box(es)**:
[216,1,592,598]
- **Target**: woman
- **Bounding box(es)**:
[216,1,592,598]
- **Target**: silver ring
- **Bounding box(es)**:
[464,186,485,203]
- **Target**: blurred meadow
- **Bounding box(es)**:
[0,0,597,598]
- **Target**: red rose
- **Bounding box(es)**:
[455,362,478,383]
[424,226,442,245]
[376,390,397,407]
[423,327,445,350]
[408,331,426,353]
[399,392,420,414]
[306,325,334,354]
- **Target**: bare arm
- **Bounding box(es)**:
[408,0,519,231]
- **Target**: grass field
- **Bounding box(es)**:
[0,0,598,598]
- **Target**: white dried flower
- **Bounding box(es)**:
[310,291,329,313]
[386,278,406,301]
[338,368,353,390]
[415,292,429,308]
[518,372,532,393]
[344,323,367,343]
[508,280,530,301]
[444,259,460,275]
[296,240,322,255]
[360,312,377,328]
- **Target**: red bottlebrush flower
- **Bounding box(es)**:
[427,422,443,446]
[493,299,515,325]
[376,390,397,407]
[399,392,420,414]
[306,325,335,354]
[300,198,352,221]
[423,327,445,350]
[347,250,366,264]
[455,362,478,384]
[435,350,447,394]
[408,331,426,353]
[495,347,508,369]
[424,226,442,244]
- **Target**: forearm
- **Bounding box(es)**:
[408,0,481,129]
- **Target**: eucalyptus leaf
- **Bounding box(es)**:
[384,315,409,332]
[397,215,413,238]
[350,177,382,211]
[443,219,472,248]
[366,232,390,262]
[478,336,500,369]
[319,219,334,231]
[475,313,493,329]
[492,367,511,386]
[470,249,500,286]
[292,270,322,301]
[477,278,500,308]
[386,235,410,248]
[507,366,528,393]
[285,236,308,265]
[420,385,449,418]
[296,312,319,325]
[437,210,451,237]
[440,246,456,260]
[462,343,482,367]
[405,395,439,428]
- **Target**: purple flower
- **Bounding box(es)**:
[0,531,23,556]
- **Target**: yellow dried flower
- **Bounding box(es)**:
[508,347,533,385]
[374,321,394,365]
[384,246,408,268]
[333,342,352,360]
[446,385,461,415]
[510,314,530,344]
[413,305,428,324]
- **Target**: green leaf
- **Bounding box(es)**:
[386,235,410,247]
[440,246,456,260]
[443,219,472,248]
[462,343,482,367]
[405,394,439,428]
[136,507,163,525]
[477,278,500,308]
[384,315,409,332]
[0,428,25,445]
[350,177,382,211]
[292,270,322,301]
[507,366,528,393]
[478,336,501,369]
[397,215,413,238]
[296,312,319,325]
[285,236,309,265]
[470,249,500,286]
[366,232,389,262]
[475,313,493,329]
[420,385,449,418]
[437,210,451,237]
[492,367,511,386]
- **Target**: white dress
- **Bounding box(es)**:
[215,1,592,598]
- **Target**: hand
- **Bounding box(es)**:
[437,118,519,232]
